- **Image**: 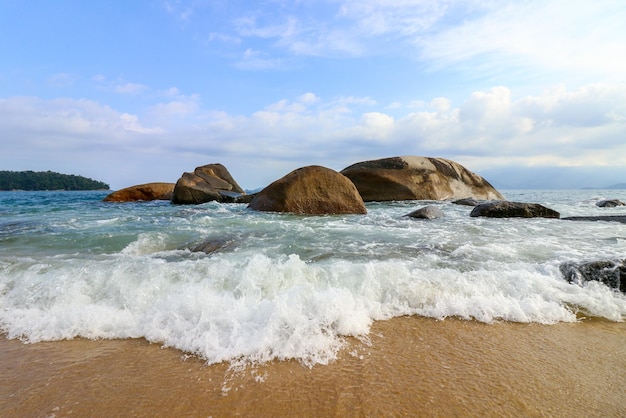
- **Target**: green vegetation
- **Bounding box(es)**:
[0,170,109,191]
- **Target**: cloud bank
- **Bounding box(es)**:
[2,82,625,190]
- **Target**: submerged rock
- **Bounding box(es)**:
[248,165,367,215]
[172,164,246,205]
[404,205,444,219]
[470,201,560,219]
[189,237,233,255]
[103,183,175,202]
[452,198,481,206]
[596,199,626,207]
[559,260,626,293]
[562,216,626,223]
[340,156,503,202]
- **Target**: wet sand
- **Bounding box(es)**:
[1,316,625,417]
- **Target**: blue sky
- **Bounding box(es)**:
[1,0,625,190]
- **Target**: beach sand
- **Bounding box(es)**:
[1,316,625,417]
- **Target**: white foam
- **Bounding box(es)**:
[2,249,625,366]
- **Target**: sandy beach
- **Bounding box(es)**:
[1,316,624,417]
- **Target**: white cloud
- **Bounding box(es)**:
[189,0,626,87]
[298,92,320,104]
[162,87,181,97]
[145,94,202,126]
[337,0,451,36]
[418,0,626,80]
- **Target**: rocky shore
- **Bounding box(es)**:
[102,157,626,294]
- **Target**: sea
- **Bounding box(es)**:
[1,189,625,367]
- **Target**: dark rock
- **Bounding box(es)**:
[103,183,175,202]
[248,165,367,215]
[404,205,444,219]
[596,199,626,207]
[452,198,481,206]
[189,238,233,254]
[562,216,626,224]
[172,164,246,205]
[559,260,626,293]
[340,156,504,202]
[218,190,255,204]
[470,201,560,219]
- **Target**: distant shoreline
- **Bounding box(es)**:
[0,170,109,191]
[0,189,110,192]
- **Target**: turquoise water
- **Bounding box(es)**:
[1,190,625,365]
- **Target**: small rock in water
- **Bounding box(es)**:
[404,205,444,219]
[189,238,233,254]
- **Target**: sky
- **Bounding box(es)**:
[1,0,625,190]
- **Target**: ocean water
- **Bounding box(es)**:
[1,190,625,366]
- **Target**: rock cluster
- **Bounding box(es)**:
[103,155,505,214]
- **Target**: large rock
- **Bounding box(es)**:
[248,165,367,215]
[172,164,246,204]
[340,156,503,202]
[103,183,175,202]
[560,260,626,293]
[470,201,560,219]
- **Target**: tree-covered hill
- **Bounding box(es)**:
[0,170,110,191]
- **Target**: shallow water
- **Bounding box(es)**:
[2,318,625,417]
[1,190,625,366]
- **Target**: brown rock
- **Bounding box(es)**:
[103,183,175,202]
[248,165,367,215]
[340,156,504,202]
[172,164,246,204]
